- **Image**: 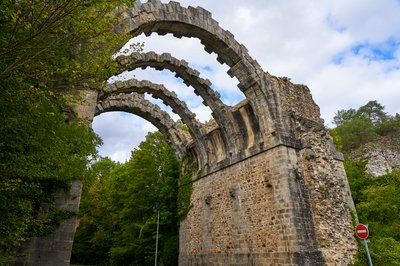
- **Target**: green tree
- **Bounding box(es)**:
[109,132,180,266]
[0,0,140,259]
[333,101,388,127]
[333,108,357,126]
[356,100,387,125]
[349,170,400,266]
[0,82,100,256]
[334,102,400,265]
[331,101,399,151]
[343,159,371,205]
[332,101,400,265]
[71,132,180,266]
[376,113,400,137]
[70,157,120,265]
[0,0,138,92]
[335,116,376,151]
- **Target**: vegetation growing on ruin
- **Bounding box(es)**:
[0,79,100,258]
[0,0,138,259]
[0,0,398,264]
[177,171,194,221]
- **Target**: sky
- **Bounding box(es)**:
[93,0,400,162]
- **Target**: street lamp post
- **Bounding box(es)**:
[154,209,160,266]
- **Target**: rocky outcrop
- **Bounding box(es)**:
[350,138,400,177]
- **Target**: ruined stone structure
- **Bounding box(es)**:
[9,181,83,266]
[14,1,359,265]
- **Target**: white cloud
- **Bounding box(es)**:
[93,112,156,162]
[330,0,400,42]
[94,0,400,162]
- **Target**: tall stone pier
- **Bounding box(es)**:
[9,181,82,266]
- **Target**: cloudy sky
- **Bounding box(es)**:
[93,0,400,162]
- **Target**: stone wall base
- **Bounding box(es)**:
[180,250,324,266]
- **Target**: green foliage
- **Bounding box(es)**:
[0,0,137,92]
[376,113,400,137]
[344,159,371,205]
[336,116,376,151]
[71,132,180,265]
[333,108,357,126]
[333,101,400,265]
[0,81,100,256]
[357,100,387,124]
[71,157,120,265]
[357,171,400,240]
[0,0,140,259]
[345,161,400,265]
[329,128,343,152]
[177,171,194,221]
[351,238,400,266]
[332,100,400,151]
[333,100,387,127]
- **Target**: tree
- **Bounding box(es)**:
[376,113,400,137]
[109,132,180,266]
[356,100,387,125]
[333,108,357,126]
[331,101,399,152]
[0,0,139,259]
[71,157,120,265]
[0,83,101,256]
[348,170,400,266]
[0,0,137,92]
[333,101,388,127]
[335,116,376,151]
[71,132,180,265]
[333,101,400,265]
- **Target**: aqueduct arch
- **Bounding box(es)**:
[96,92,190,159]
[15,1,358,265]
[98,1,358,264]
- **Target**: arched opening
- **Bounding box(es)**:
[123,34,245,106]
[95,93,191,160]
[5,1,358,265]
[92,112,156,162]
[73,113,181,265]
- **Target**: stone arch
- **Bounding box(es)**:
[115,0,284,137]
[99,79,210,167]
[95,92,189,160]
[100,79,203,137]
[115,52,238,158]
[116,52,226,111]
[15,2,358,265]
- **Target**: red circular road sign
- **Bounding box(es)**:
[355,224,369,239]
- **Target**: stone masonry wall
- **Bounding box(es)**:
[10,90,98,266]
[295,118,358,265]
[10,181,83,266]
[271,76,321,123]
[180,145,325,265]
[11,0,359,263]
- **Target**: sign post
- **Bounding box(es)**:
[355,224,373,266]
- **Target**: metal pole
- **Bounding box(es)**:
[155,210,160,266]
[363,239,373,266]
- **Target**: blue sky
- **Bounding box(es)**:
[93,0,400,162]
[351,38,399,61]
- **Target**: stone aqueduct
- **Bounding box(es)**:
[16,1,360,265]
